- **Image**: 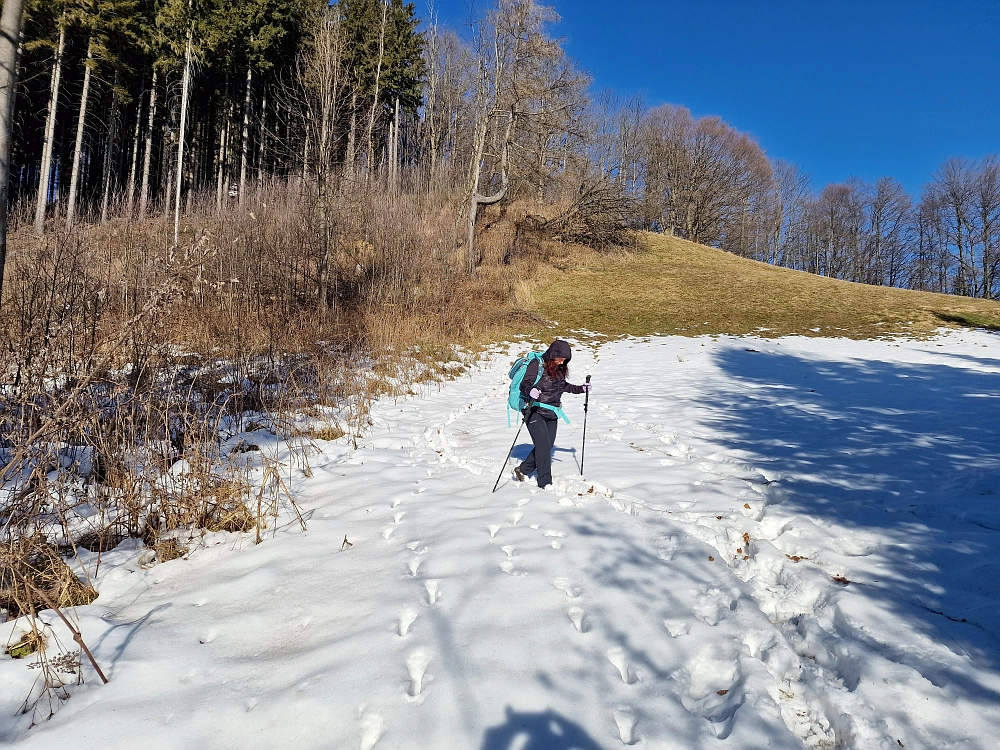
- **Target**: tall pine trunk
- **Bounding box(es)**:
[124,78,143,218]
[100,73,121,223]
[174,26,193,247]
[238,66,252,208]
[256,86,267,186]
[33,21,65,236]
[345,91,356,175]
[0,0,23,300]
[365,0,388,172]
[66,36,95,229]
[216,100,230,214]
[138,68,158,217]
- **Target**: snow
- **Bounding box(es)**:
[3,331,1000,749]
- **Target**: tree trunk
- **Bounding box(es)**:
[389,97,400,193]
[138,68,158,218]
[174,26,193,247]
[301,130,309,180]
[466,113,513,273]
[345,90,357,176]
[0,0,23,300]
[238,66,252,208]
[100,73,121,223]
[256,86,267,186]
[33,20,64,236]
[365,0,388,172]
[66,36,95,229]
[216,102,230,214]
[124,76,144,219]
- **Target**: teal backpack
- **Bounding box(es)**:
[506,353,569,425]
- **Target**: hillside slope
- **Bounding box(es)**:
[533,233,1000,338]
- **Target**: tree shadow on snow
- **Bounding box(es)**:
[481,707,605,750]
[695,345,1000,697]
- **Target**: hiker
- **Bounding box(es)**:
[514,340,590,489]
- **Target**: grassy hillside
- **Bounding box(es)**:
[530,233,1000,339]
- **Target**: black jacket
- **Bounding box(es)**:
[520,340,585,419]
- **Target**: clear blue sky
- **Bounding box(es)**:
[423,0,1000,195]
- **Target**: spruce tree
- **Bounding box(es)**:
[339,0,424,167]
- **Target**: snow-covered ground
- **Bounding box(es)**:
[3,331,1000,749]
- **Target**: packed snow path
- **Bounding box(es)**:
[3,333,1000,749]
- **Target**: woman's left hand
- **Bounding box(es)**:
[581,383,591,393]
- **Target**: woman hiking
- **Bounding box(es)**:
[514,340,590,489]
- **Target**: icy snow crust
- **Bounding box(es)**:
[3,332,1000,748]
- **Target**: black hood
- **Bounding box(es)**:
[543,340,572,363]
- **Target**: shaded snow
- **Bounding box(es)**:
[3,331,1000,749]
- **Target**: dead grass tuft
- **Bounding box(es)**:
[5,629,46,659]
[152,539,186,563]
[0,538,99,618]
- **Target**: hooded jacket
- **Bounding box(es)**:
[519,340,586,419]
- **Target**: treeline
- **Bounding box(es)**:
[600,101,1000,299]
[8,0,999,305]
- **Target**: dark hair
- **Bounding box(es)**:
[544,358,567,380]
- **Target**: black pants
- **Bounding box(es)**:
[518,410,559,488]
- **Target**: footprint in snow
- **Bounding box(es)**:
[553,578,582,599]
[397,608,418,636]
[382,528,394,541]
[358,711,385,750]
[677,650,744,739]
[424,580,441,605]
[405,650,431,698]
[607,647,639,684]
[408,559,421,577]
[693,586,740,626]
[393,512,405,524]
[613,707,638,745]
[488,524,501,538]
[500,545,525,576]
[663,619,689,637]
[567,607,588,633]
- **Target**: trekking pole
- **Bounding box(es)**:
[580,374,591,475]
[492,418,526,493]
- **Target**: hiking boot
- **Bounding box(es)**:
[513,466,526,482]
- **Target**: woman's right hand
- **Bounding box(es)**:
[529,388,541,399]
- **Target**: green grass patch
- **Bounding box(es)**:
[530,234,1000,339]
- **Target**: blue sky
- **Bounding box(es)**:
[423,0,1000,195]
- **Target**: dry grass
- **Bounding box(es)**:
[0,538,99,618]
[5,628,45,659]
[529,233,1000,339]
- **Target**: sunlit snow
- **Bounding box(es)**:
[3,331,1000,749]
